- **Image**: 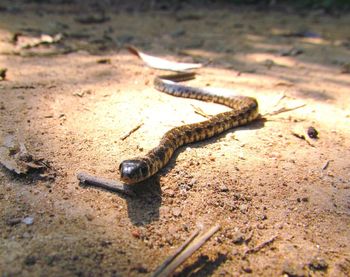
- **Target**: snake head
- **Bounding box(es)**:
[119,159,149,184]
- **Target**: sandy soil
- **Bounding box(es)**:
[0,1,349,276]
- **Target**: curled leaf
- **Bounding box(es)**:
[127,46,202,72]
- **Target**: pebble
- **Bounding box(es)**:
[242,266,252,273]
[219,184,229,192]
[308,257,328,271]
[282,262,305,277]
[170,29,186,37]
[260,214,267,220]
[239,204,249,214]
[307,126,319,139]
[100,240,112,247]
[172,207,182,217]
[165,189,175,197]
[6,218,22,226]
[133,263,148,273]
[22,216,34,225]
[24,255,37,266]
[131,229,141,239]
[85,213,94,221]
[232,231,245,244]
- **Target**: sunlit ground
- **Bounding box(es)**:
[0,2,349,276]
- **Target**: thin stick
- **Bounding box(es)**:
[273,92,286,107]
[244,235,278,256]
[77,172,135,196]
[322,160,330,170]
[120,122,143,141]
[291,131,315,147]
[152,228,201,277]
[152,224,221,277]
[263,104,306,116]
[191,104,212,119]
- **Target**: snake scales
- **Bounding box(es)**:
[119,72,259,184]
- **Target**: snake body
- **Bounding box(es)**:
[119,73,259,184]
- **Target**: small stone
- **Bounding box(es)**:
[131,229,141,239]
[22,216,34,225]
[260,214,267,220]
[239,204,249,214]
[96,58,111,64]
[116,34,134,44]
[85,213,94,221]
[307,126,318,139]
[280,47,303,57]
[24,255,37,266]
[309,257,328,271]
[301,197,309,202]
[172,207,182,217]
[165,189,175,197]
[6,218,22,226]
[100,240,112,247]
[232,231,245,244]
[242,266,252,273]
[133,264,148,273]
[45,254,59,266]
[282,262,305,277]
[189,178,197,187]
[171,29,186,37]
[219,184,229,192]
[0,68,7,80]
[341,62,350,73]
[264,59,275,69]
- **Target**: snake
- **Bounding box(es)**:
[119,72,259,184]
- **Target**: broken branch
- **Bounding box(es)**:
[152,228,201,277]
[77,171,135,196]
[263,104,306,116]
[152,224,220,277]
[244,235,278,256]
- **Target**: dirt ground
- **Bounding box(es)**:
[0,1,349,276]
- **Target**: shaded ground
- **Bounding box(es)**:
[0,1,349,276]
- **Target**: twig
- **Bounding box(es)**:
[152,228,201,277]
[120,122,143,141]
[244,235,278,256]
[152,224,221,277]
[273,92,286,107]
[291,131,315,147]
[263,104,306,116]
[77,172,135,196]
[322,160,330,170]
[191,104,212,119]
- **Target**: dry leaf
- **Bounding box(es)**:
[0,134,49,175]
[127,46,202,71]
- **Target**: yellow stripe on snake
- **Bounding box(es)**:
[119,72,259,184]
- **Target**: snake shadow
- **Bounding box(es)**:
[174,253,228,277]
[160,117,265,177]
[124,176,162,226]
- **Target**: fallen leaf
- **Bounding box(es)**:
[0,134,52,176]
[126,46,202,71]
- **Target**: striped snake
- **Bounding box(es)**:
[119,72,259,184]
